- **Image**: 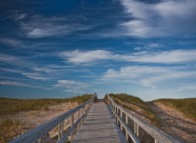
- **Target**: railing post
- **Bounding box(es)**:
[125,130,129,141]
[113,105,115,115]
[120,110,123,118]
[125,114,129,140]
[134,122,139,137]
[154,139,158,143]
[70,113,74,141]
[82,105,86,124]
[117,108,120,125]
[37,138,42,143]
[125,115,128,124]
[120,110,123,130]
[61,120,64,137]
[58,122,63,140]
[77,109,81,132]
[116,108,118,124]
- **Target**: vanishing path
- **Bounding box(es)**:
[73,102,127,143]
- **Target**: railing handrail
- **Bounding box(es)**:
[107,95,180,143]
[10,94,96,143]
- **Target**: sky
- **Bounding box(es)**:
[0,0,196,101]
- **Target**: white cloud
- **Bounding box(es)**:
[103,66,170,79]
[0,53,38,70]
[140,71,196,87]
[176,85,196,92]
[0,67,22,74]
[134,43,161,50]
[54,80,89,93]
[119,0,196,37]
[147,43,160,48]
[60,50,113,64]
[22,72,49,80]
[14,13,27,21]
[0,81,26,87]
[0,38,23,48]
[20,16,93,38]
[0,80,42,89]
[102,65,196,87]
[32,66,57,74]
[21,23,69,38]
[126,49,196,64]
[60,49,196,64]
[0,53,23,64]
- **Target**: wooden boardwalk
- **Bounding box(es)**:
[73,102,127,143]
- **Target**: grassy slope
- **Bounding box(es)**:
[109,93,160,127]
[0,94,91,142]
[155,98,196,121]
[0,94,91,116]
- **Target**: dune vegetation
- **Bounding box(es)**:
[155,98,196,121]
[0,94,92,142]
[0,94,91,116]
[108,93,161,126]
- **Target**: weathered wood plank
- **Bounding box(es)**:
[73,102,128,143]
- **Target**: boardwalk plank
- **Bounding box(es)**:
[73,102,127,143]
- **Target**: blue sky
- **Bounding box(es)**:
[0,0,196,100]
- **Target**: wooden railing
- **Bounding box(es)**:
[10,94,96,143]
[107,95,180,143]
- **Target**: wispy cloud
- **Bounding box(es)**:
[59,50,113,64]
[32,66,57,74]
[176,85,196,92]
[0,81,27,87]
[102,65,196,87]
[0,38,23,48]
[119,0,196,37]
[0,53,59,82]
[21,23,68,38]
[19,16,93,38]
[13,13,27,21]
[22,72,49,80]
[134,43,161,51]
[54,80,89,93]
[0,80,43,89]
[0,67,23,74]
[0,53,24,65]
[124,49,196,64]
[60,49,196,64]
